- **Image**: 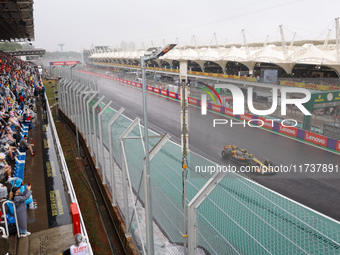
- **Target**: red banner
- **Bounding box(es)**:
[254,117,273,130]
[131,82,136,86]
[50,61,79,66]
[224,108,235,117]
[65,61,80,65]
[161,89,167,96]
[304,131,327,147]
[178,94,181,100]
[169,92,176,99]
[279,124,297,137]
[50,61,65,66]
[188,97,197,105]
[154,88,160,93]
[240,113,253,122]
[147,86,153,91]
[136,83,141,88]
[211,104,221,112]
[337,141,340,152]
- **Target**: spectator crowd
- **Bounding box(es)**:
[0,50,44,237]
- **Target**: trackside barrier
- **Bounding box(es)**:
[77,70,340,153]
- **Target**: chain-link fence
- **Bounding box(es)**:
[55,68,340,255]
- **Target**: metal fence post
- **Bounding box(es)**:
[98,100,112,183]
[91,96,105,162]
[77,89,90,134]
[71,83,82,121]
[73,84,85,156]
[63,80,73,116]
[187,171,227,254]
[67,81,77,118]
[85,93,98,147]
[63,80,72,115]
[68,81,76,117]
[75,87,85,128]
[57,79,65,112]
[107,107,125,206]
[73,84,84,122]
[120,118,139,236]
[80,91,92,135]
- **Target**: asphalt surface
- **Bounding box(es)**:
[99,78,340,221]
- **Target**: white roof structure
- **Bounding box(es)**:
[252,45,286,63]
[89,41,340,75]
[221,46,248,62]
[292,45,338,65]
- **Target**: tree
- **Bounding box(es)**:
[0,42,22,51]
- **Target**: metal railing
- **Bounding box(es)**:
[44,89,94,255]
[1,201,20,238]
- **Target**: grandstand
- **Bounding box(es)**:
[0,2,100,254]
[0,50,95,254]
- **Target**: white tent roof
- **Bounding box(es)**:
[183,48,200,60]
[222,46,248,62]
[252,45,286,63]
[89,43,340,69]
[199,47,220,61]
[292,45,338,64]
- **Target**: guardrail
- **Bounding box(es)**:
[44,91,94,254]
[2,201,19,239]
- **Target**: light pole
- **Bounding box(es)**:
[141,44,176,255]
[179,61,189,255]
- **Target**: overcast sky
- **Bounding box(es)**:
[33,0,340,52]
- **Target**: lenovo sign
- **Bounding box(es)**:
[279,125,297,137]
[240,113,253,122]
[189,97,197,105]
[256,117,273,130]
[304,131,327,147]
[211,104,221,112]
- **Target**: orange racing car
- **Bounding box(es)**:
[221,145,275,174]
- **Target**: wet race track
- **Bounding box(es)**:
[98,78,340,221]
